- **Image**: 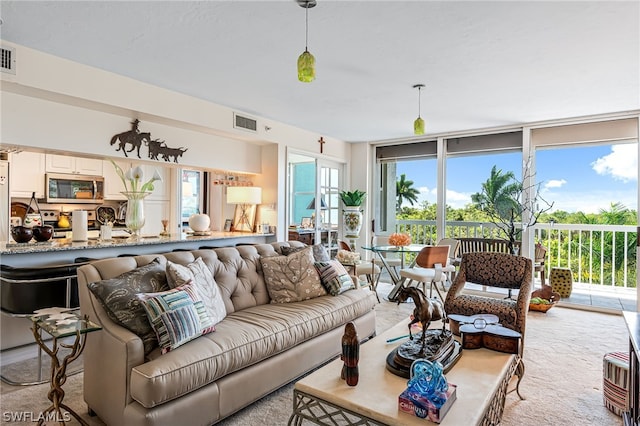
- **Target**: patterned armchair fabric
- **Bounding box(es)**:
[444,252,533,344]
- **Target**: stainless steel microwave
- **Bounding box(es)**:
[46,173,104,204]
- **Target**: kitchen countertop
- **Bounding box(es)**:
[0,231,274,255]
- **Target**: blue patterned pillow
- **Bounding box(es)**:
[137,282,215,354]
[314,260,355,296]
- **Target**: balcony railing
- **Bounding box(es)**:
[395,220,637,289]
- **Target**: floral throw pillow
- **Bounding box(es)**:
[136,282,215,354]
[87,258,169,355]
[166,257,227,326]
[314,260,355,296]
[260,246,327,303]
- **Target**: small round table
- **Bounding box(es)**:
[362,244,427,301]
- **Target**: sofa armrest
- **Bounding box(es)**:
[78,264,147,425]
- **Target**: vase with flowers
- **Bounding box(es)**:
[388,232,412,247]
[110,160,162,238]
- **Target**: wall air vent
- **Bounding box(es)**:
[1,47,16,74]
[234,113,257,132]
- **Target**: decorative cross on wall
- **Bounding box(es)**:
[318,137,325,154]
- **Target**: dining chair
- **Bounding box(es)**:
[338,240,381,301]
[397,245,450,301]
[534,243,547,286]
[436,237,460,287]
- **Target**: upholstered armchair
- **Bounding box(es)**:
[444,251,533,347]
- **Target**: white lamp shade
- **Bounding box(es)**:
[227,186,262,205]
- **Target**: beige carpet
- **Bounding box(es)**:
[0,283,627,425]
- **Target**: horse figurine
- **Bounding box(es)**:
[396,286,447,345]
[110,131,151,158]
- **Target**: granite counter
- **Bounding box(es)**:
[0,232,275,267]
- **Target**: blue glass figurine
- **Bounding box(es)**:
[407,359,448,408]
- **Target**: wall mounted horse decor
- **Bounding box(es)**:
[110,131,151,159]
[396,286,447,348]
[108,119,188,164]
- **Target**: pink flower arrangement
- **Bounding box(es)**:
[388,233,411,247]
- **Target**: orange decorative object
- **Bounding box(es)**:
[388,233,411,247]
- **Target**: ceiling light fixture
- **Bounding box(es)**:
[413,84,425,135]
[297,0,317,83]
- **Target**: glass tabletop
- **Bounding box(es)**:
[361,244,427,253]
[30,308,102,338]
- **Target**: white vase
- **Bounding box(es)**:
[343,206,363,238]
[189,214,211,232]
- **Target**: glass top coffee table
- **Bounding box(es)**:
[288,319,520,425]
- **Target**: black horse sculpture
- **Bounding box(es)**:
[396,286,447,346]
[110,131,151,158]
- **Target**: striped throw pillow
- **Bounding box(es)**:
[314,260,355,296]
[137,282,215,354]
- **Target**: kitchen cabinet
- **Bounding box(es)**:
[103,160,170,201]
[46,154,103,175]
[10,151,46,198]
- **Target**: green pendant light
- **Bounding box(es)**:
[297,1,317,83]
[413,84,425,135]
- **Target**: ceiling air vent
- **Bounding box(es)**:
[1,47,16,74]
[234,113,257,132]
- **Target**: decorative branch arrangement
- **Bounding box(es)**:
[471,157,554,254]
[109,119,188,163]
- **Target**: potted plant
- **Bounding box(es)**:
[339,190,366,207]
[340,190,366,239]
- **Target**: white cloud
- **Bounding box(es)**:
[446,190,472,209]
[591,144,638,182]
[545,189,636,213]
[544,179,567,189]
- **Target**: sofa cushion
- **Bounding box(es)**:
[137,282,216,354]
[260,247,327,303]
[281,243,330,262]
[314,260,355,295]
[87,257,168,355]
[166,258,227,325]
[129,288,376,408]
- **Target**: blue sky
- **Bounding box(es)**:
[396,143,638,213]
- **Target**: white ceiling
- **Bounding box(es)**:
[1,1,638,142]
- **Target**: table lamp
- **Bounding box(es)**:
[306,196,327,227]
[227,187,262,232]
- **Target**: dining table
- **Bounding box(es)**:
[361,243,427,301]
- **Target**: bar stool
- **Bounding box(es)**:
[0,262,86,385]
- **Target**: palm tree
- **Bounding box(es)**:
[470,165,520,220]
[396,174,420,212]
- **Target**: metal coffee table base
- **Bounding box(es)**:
[288,389,386,426]
[288,355,522,426]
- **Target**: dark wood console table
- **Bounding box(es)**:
[624,311,640,426]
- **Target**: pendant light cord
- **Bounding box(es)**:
[305,3,309,51]
[417,86,422,118]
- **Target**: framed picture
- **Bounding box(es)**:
[301,217,312,229]
[233,205,257,232]
[224,219,232,232]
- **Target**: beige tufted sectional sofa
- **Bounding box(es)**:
[77,241,377,426]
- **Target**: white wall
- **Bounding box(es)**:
[0,41,350,174]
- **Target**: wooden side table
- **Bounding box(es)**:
[29,308,101,425]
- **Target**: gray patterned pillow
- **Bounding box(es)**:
[166,257,227,326]
[311,244,331,262]
[260,246,327,303]
[282,244,330,262]
[87,258,169,355]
